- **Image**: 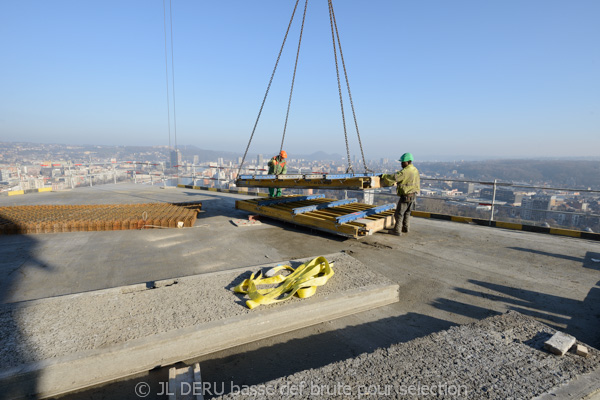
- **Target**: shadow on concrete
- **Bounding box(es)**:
[507,246,584,263]
[431,298,502,321]
[50,313,455,400]
[523,331,553,351]
[224,269,254,308]
[49,368,170,400]
[0,226,51,398]
[449,279,600,350]
[195,312,455,398]
[274,221,350,242]
[583,251,600,271]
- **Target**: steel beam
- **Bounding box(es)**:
[325,173,378,179]
[241,174,277,180]
[335,203,396,225]
[292,199,358,215]
[257,194,325,207]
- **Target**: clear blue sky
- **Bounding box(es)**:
[1,0,599,161]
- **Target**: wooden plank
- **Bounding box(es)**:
[235,175,382,190]
[236,199,359,237]
[235,198,392,238]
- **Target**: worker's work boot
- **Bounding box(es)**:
[402,220,410,233]
[390,223,402,236]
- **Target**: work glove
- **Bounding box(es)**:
[380,174,395,187]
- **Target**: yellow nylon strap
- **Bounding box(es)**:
[233,256,335,309]
[234,265,295,295]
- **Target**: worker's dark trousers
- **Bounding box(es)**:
[393,195,416,234]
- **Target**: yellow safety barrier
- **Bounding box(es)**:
[234,256,335,309]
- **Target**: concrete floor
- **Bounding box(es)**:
[1,183,599,399]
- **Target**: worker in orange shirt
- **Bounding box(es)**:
[267,150,288,197]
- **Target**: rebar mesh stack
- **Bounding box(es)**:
[0,201,202,234]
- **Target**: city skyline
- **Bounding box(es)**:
[1,1,599,159]
[2,140,599,233]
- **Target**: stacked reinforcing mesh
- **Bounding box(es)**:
[0,202,202,234]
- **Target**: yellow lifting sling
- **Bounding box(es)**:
[234,256,335,309]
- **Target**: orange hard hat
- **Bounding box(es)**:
[280,150,287,159]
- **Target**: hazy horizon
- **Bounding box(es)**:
[1,1,598,160]
[3,140,600,164]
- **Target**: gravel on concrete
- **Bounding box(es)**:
[0,252,392,369]
[211,311,599,400]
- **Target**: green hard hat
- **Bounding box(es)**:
[399,152,413,162]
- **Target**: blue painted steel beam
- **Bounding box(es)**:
[292,198,358,215]
[239,174,278,180]
[335,203,396,225]
[325,174,354,179]
[257,194,325,206]
[324,173,379,179]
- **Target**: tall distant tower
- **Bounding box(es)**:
[257,154,264,166]
[170,150,182,168]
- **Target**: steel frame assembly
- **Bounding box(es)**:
[235,195,396,238]
[235,173,382,190]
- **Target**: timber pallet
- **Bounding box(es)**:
[235,173,382,190]
[235,194,396,238]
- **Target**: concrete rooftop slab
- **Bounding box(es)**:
[1,183,599,399]
[0,253,398,399]
[211,311,599,400]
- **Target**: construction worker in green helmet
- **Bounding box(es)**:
[267,150,288,197]
[380,152,420,236]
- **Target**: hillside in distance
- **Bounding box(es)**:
[419,160,600,190]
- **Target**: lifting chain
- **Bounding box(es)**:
[329,0,371,173]
[237,0,301,178]
[280,0,309,154]
[238,0,370,177]
[327,0,353,173]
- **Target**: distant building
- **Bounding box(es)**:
[170,150,182,168]
[481,188,523,205]
[453,182,475,195]
[257,154,264,167]
[40,167,53,178]
[521,195,556,221]
[193,155,199,165]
